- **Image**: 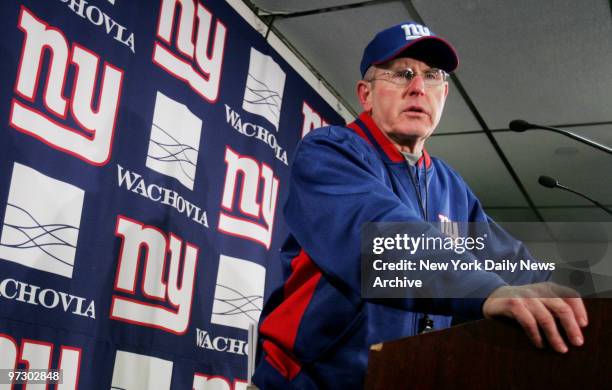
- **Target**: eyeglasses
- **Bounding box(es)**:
[367,68,448,87]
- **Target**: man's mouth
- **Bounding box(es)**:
[404,106,428,116]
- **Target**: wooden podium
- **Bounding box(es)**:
[364,299,612,389]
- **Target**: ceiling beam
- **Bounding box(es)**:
[252,0,396,20]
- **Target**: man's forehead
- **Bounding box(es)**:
[378,57,433,70]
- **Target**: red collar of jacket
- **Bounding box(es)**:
[347,111,431,168]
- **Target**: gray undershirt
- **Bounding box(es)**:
[400,151,421,166]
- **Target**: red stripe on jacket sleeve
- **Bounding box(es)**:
[263,340,302,380]
[259,250,322,380]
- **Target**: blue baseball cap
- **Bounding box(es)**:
[360,22,458,77]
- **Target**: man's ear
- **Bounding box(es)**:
[357,80,373,111]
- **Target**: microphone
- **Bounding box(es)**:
[537,175,612,215]
[509,119,612,155]
[538,175,558,189]
[508,119,531,132]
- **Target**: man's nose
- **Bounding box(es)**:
[406,75,426,96]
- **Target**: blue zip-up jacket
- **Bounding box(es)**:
[253,112,549,389]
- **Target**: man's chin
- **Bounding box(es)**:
[391,126,432,140]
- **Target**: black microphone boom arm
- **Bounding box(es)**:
[509,119,612,155]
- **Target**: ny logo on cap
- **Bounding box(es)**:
[401,23,431,40]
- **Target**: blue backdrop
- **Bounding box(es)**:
[0,0,345,388]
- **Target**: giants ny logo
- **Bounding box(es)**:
[301,101,329,138]
[153,0,227,102]
[0,334,81,390]
[110,216,199,335]
[10,6,123,166]
[438,214,459,239]
[401,23,431,39]
[193,373,248,390]
[218,147,279,249]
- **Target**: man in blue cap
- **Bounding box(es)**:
[252,22,587,389]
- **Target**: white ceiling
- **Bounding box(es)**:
[247,0,612,222]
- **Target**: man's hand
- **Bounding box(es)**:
[482,282,588,353]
